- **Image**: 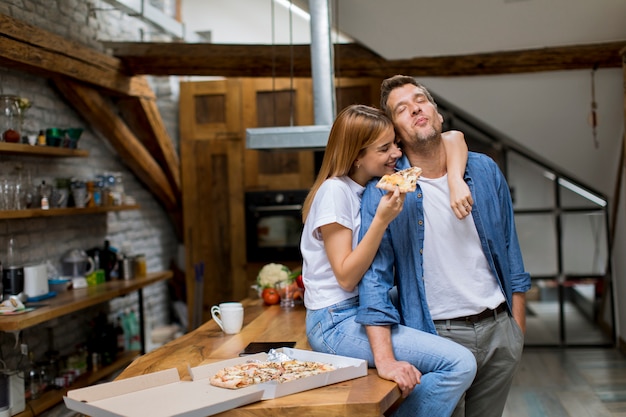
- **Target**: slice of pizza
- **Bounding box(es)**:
[376,166,422,193]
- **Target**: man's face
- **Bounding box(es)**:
[386,83,443,145]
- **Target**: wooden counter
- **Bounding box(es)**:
[117,298,401,417]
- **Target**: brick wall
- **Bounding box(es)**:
[0,0,182,390]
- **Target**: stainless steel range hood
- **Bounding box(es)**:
[246,0,335,151]
[246,125,331,151]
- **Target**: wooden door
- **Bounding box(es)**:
[179,80,247,330]
[241,78,315,190]
[335,77,382,111]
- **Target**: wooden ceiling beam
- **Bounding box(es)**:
[53,78,180,227]
[116,96,182,200]
[104,41,626,78]
[0,14,154,98]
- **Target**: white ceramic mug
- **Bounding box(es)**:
[210,302,244,334]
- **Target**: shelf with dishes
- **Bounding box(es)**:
[0,141,88,157]
[0,204,140,219]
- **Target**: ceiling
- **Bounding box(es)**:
[324,0,626,60]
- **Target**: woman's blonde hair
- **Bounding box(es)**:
[302,104,393,221]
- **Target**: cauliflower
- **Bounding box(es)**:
[257,263,291,289]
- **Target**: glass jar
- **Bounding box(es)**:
[0,95,22,143]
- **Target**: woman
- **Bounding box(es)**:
[300,104,476,417]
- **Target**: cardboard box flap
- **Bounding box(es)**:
[280,347,367,369]
[67,368,180,402]
[64,375,265,417]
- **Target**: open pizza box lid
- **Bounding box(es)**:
[63,348,367,417]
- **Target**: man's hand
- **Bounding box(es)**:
[375,358,422,398]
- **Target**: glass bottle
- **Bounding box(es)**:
[39,180,51,210]
[0,95,22,143]
[5,235,16,268]
[37,129,46,146]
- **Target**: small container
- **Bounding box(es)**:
[120,257,134,280]
[37,130,46,146]
[45,128,64,147]
[134,254,146,277]
[48,278,71,293]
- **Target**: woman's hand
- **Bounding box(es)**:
[449,176,473,219]
[375,188,405,225]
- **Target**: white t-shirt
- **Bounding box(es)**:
[301,176,364,310]
[420,174,505,320]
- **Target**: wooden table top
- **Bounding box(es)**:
[117,298,401,417]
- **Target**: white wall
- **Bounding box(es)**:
[420,70,624,198]
[182,0,312,44]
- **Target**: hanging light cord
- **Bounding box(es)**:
[590,66,598,149]
[271,0,277,126]
[333,0,340,103]
[289,0,294,126]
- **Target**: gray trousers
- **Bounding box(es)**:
[434,311,524,417]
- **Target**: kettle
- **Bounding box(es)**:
[61,249,95,278]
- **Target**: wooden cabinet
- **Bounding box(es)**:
[179,81,247,328]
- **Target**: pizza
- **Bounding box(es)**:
[209,359,336,389]
[376,166,422,193]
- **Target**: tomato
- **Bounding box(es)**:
[295,274,305,290]
[262,288,280,305]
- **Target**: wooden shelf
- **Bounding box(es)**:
[0,271,172,416]
[0,142,88,157]
[15,350,141,417]
[0,204,140,220]
[0,271,173,332]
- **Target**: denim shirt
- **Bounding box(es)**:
[355,152,531,334]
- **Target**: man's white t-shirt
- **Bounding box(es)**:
[420,174,505,320]
[301,176,364,310]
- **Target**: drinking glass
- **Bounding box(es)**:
[275,280,296,310]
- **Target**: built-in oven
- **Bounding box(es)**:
[245,190,308,263]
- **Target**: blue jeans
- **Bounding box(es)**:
[306,297,477,417]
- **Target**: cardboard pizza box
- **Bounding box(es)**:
[189,347,368,399]
[63,348,367,417]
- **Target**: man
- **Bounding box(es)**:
[356,75,531,417]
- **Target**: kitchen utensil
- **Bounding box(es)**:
[2,266,24,297]
[61,249,95,278]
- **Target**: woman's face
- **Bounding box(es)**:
[354,126,402,184]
